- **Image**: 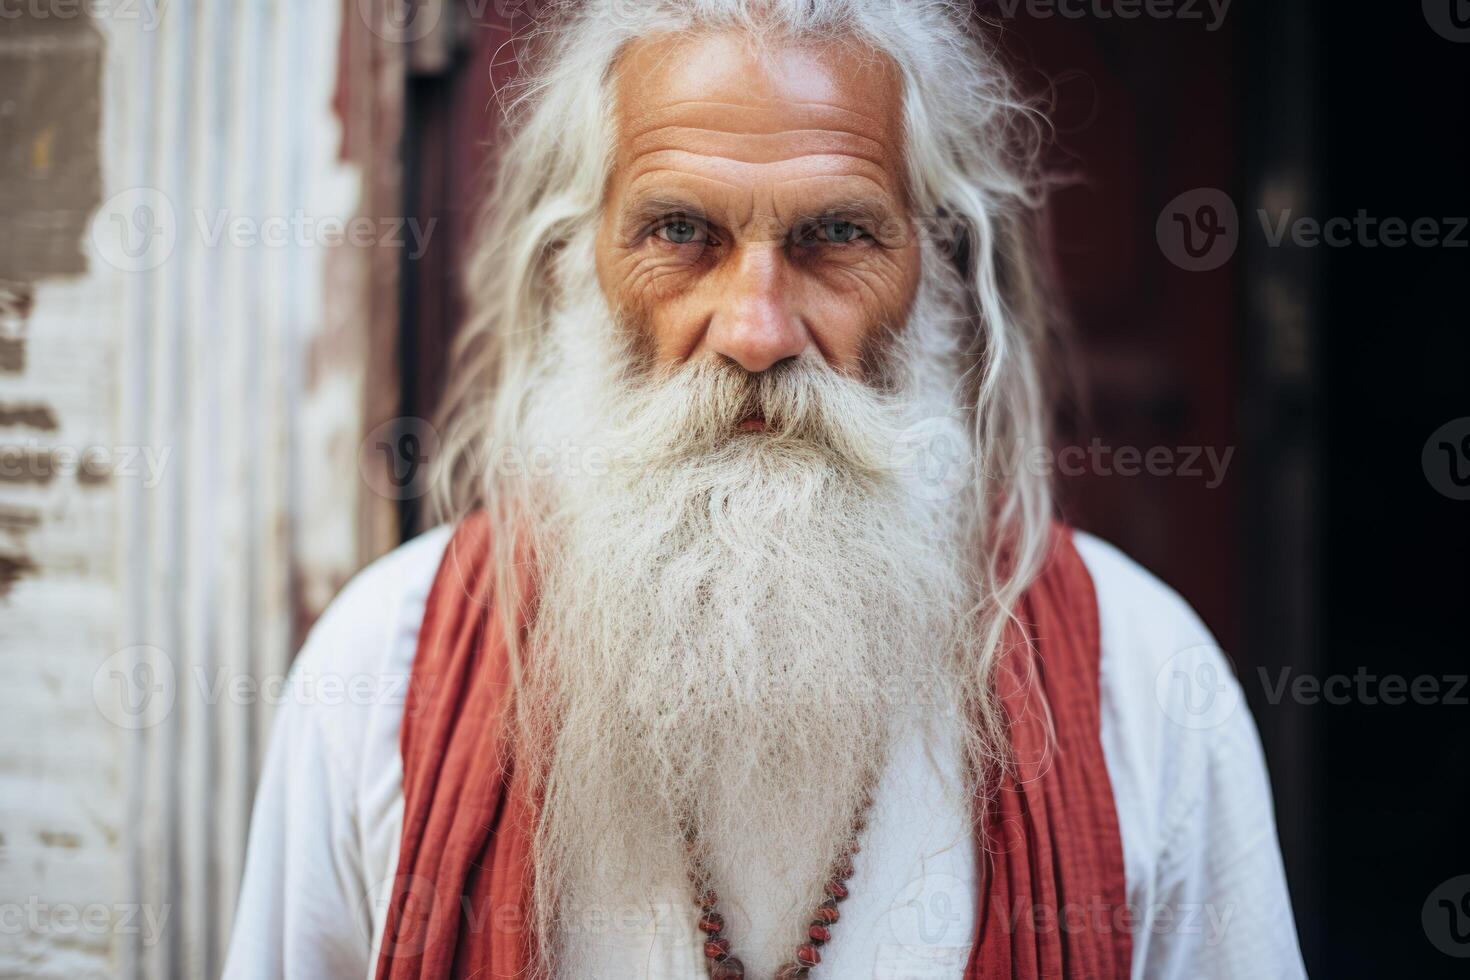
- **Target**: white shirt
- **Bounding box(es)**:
[222,527,1306,980]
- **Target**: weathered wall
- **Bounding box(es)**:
[1,2,404,976]
[1,13,123,978]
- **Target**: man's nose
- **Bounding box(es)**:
[705,246,810,373]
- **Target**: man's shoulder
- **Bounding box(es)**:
[296,525,455,680]
[1071,530,1273,879]
[1071,530,1215,658]
[1071,528,1245,750]
[1068,536,1303,973]
[1077,529,1252,730]
[282,525,454,779]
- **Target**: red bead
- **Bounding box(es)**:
[796,943,821,967]
[775,966,809,980]
[697,889,718,908]
[815,900,839,924]
[704,937,731,960]
[808,923,831,944]
[825,879,849,900]
[698,911,725,934]
[710,956,745,979]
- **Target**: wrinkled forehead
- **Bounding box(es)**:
[605,30,911,220]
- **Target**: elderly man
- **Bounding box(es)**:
[225,2,1304,978]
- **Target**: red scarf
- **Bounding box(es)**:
[375,513,1131,978]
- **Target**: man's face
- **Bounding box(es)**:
[594,31,921,378]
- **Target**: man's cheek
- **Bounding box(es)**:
[643,301,711,364]
[609,251,700,309]
[806,269,913,363]
[606,283,704,365]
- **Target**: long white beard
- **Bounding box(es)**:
[512,244,977,976]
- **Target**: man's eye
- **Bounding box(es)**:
[821,220,864,243]
[798,219,868,246]
[655,220,703,245]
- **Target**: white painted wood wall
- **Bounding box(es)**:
[1,2,405,976]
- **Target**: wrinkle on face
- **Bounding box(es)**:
[594,29,921,375]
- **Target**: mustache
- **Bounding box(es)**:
[606,354,914,473]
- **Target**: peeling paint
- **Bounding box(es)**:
[0,282,35,321]
[0,505,41,531]
[32,125,55,173]
[0,402,59,430]
[0,551,36,597]
[0,284,32,373]
[37,829,82,850]
[0,17,102,282]
[0,337,23,373]
[76,458,110,485]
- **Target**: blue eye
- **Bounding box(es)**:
[822,220,861,243]
[656,220,702,245]
[797,219,868,246]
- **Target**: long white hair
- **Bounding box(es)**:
[431,0,1058,957]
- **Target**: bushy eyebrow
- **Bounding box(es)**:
[791,200,894,230]
[618,196,712,234]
